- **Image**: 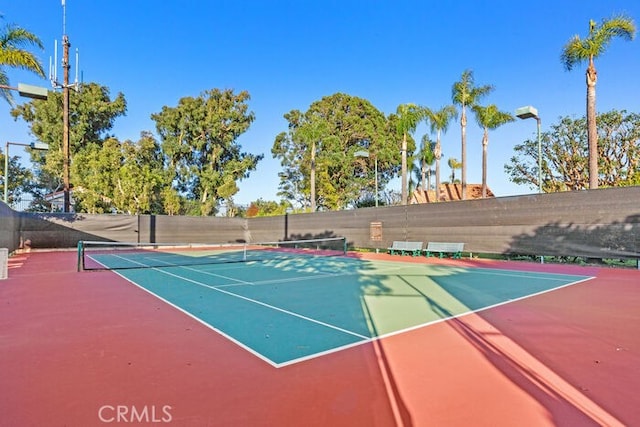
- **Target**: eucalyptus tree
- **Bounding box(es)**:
[426,105,457,201]
[11,82,127,211]
[273,93,395,210]
[0,16,45,104]
[70,129,173,215]
[297,115,327,212]
[0,148,36,206]
[71,134,166,214]
[152,88,262,216]
[451,70,494,199]
[272,109,306,208]
[471,104,514,198]
[395,103,428,205]
[561,15,636,189]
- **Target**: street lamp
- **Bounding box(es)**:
[515,106,542,193]
[0,83,48,101]
[354,150,378,207]
[1,83,50,205]
[3,142,49,205]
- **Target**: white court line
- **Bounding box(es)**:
[154,268,370,341]
[102,252,408,289]
[452,268,591,281]
[100,254,595,367]
[109,270,282,368]
[275,275,596,367]
[364,276,596,343]
[174,262,411,288]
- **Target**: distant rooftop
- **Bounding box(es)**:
[410,183,495,203]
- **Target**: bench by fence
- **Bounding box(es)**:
[425,242,464,259]
[387,241,423,256]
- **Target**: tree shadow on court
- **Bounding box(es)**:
[351,264,496,426]
[371,275,611,426]
[356,268,420,427]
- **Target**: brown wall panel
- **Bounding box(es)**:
[0,202,21,252]
[137,215,247,244]
[19,213,138,248]
[11,187,640,259]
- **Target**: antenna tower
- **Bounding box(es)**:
[49,0,81,213]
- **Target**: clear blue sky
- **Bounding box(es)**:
[2,1,639,205]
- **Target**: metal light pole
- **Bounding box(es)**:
[3,142,49,204]
[515,106,542,193]
[1,84,49,205]
[374,156,378,207]
[354,150,378,207]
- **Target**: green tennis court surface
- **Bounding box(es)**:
[95,254,592,367]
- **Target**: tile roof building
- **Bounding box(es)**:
[410,183,495,204]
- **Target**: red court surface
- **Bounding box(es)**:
[1,251,639,426]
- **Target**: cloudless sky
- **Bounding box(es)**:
[2,0,639,206]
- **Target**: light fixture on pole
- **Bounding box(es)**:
[515,106,542,193]
[0,83,48,101]
[354,150,378,207]
[3,142,50,204]
[0,83,49,206]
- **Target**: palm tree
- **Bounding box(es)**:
[471,104,514,198]
[419,134,435,191]
[395,103,427,205]
[426,105,457,202]
[408,156,421,198]
[451,70,493,200]
[0,17,45,104]
[561,15,636,189]
[448,157,462,183]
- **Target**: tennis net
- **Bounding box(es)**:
[77,236,347,271]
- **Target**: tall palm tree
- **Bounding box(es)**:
[451,70,493,200]
[471,104,514,198]
[396,103,427,205]
[0,17,45,104]
[561,15,636,189]
[419,134,435,192]
[426,105,457,202]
